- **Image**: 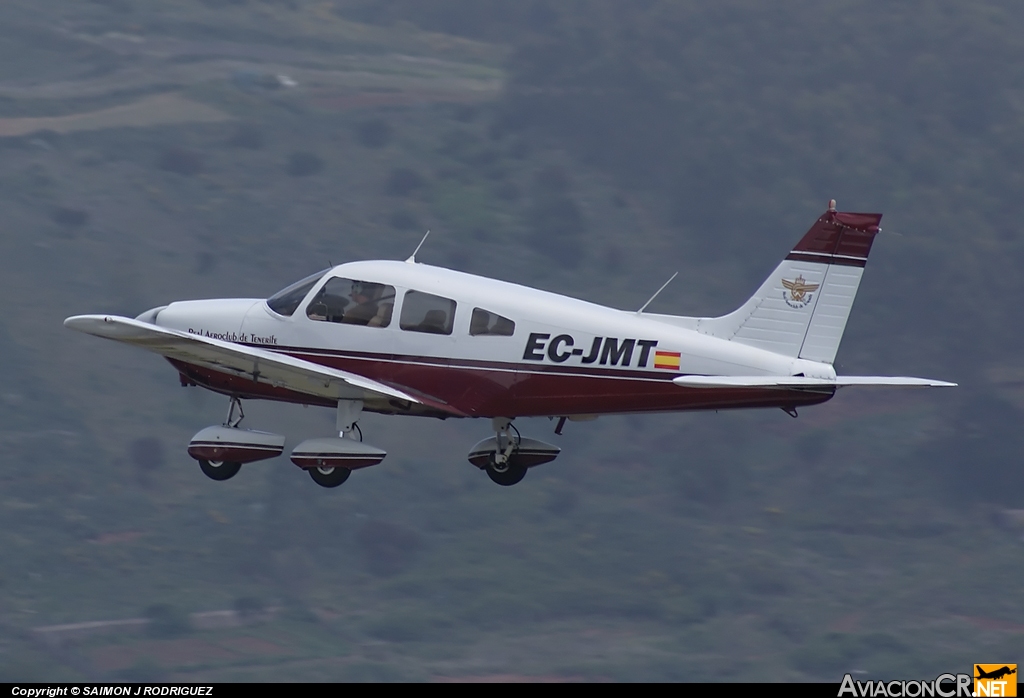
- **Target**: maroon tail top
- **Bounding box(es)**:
[786,209,882,268]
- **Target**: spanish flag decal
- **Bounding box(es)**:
[654,350,681,370]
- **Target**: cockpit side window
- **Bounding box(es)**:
[400,290,456,335]
[469,308,515,336]
[266,269,329,317]
[306,278,395,328]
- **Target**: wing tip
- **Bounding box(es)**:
[63,314,106,331]
[836,376,958,388]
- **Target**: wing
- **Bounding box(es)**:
[672,375,957,388]
[64,314,466,415]
[780,278,797,290]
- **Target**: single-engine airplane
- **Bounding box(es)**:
[65,201,954,488]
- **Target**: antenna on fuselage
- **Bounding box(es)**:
[636,271,678,314]
[405,230,431,264]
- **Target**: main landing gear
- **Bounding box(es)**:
[466,418,561,487]
[289,399,386,488]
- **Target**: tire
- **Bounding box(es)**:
[198,459,241,481]
[308,466,351,488]
[486,461,527,486]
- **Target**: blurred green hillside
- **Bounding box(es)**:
[1,0,1022,682]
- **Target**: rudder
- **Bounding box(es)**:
[696,202,881,364]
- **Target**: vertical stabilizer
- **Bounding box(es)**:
[695,204,881,364]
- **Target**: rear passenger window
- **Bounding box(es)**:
[400,290,456,335]
[470,308,515,336]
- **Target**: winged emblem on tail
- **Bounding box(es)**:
[781,275,820,307]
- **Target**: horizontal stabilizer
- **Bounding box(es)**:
[672,375,956,388]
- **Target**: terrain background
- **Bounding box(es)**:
[1,0,1022,681]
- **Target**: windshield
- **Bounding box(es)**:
[266,269,329,317]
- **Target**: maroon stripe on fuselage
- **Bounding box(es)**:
[169,345,835,418]
[272,346,812,417]
[275,344,676,381]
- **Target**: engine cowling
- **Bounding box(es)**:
[188,425,285,464]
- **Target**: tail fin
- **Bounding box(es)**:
[696,203,881,364]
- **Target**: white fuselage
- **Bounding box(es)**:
[148,261,836,418]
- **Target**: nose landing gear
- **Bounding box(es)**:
[187,397,285,482]
[485,455,527,486]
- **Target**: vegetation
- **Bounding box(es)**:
[144,604,192,639]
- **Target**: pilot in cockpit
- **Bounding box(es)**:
[306,279,394,327]
[345,281,393,327]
